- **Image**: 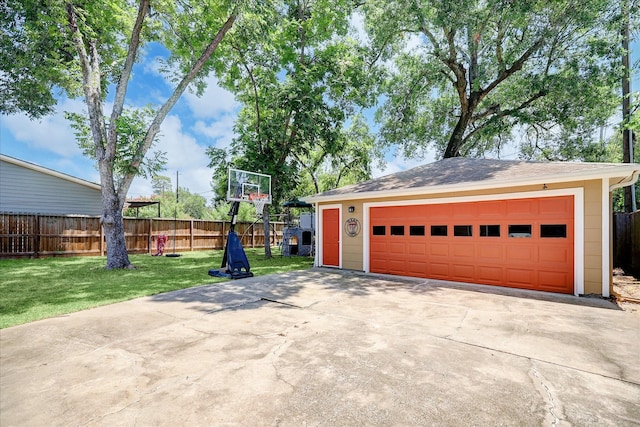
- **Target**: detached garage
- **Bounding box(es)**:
[305,158,640,297]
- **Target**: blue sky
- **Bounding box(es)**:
[0,29,638,201]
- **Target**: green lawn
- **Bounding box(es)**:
[0,249,314,329]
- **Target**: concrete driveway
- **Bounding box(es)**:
[1,269,639,426]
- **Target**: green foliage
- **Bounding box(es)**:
[602,131,639,213]
[0,251,314,328]
[206,146,231,202]
[210,200,258,222]
[125,185,209,219]
[626,96,640,133]
[212,0,381,210]
[125,178,261,220]
[552,125,639,212]
[1,0,246,118]
[0,0,130,118]
[1,0,248,268]
[364,0,630,159]
[66,106,167,181]
[293,114,383,196]
[151,175,172,195]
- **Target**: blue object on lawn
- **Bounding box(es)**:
[209,231,253,280]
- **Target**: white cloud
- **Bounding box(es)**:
[349,11,369,43]
[184,74,239,119]
[1,98,87,157]
[156,115,206,167]
[192,113,237,150]
[142,55,165,77]
[128,114,215,198]
[403,33,424,54]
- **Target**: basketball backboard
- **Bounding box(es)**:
[227,168,272,204]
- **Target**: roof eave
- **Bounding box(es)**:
[304,166,640,204]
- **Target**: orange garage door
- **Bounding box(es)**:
[370,196,574,293]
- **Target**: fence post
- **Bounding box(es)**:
[2,215,289,258]
[190,219,194,251]
[222,221,227,249]
[632,212,640,275]
[33,215,40,258]
[148,218,153,254]
[100,223,104,256]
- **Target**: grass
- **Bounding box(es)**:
[0,249,314,329]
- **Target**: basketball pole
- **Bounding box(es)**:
[209,169,259,279]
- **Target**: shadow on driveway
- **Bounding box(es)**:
[2,268,638,426]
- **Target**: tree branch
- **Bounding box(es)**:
[495,19,505,73]
[438,27,468,110]
[123,10,238,199]
[419,23,443,59]
[233,44,262,152]
[465,89,547,142]
[482,34,547,99]
[108,0,150,150]
[65,2,108,163]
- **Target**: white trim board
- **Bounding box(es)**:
[362,188,585,296]
[601,179,610,297]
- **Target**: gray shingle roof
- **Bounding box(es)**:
[305,158,640,202]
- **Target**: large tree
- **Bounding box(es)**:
[209,0,378,257]
[1,0,258,268]
[292,114,381,195]
[364,0,628,160]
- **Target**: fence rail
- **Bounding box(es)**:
[0,213,284,258]
[614,211,640,276]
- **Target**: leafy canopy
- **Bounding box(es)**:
[364,0,629,160]
[212,0,380,206]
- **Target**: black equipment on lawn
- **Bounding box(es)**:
[208,168,271,280]
[208,199,253,279]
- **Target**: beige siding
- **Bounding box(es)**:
[582,180,602,294]
[340,201,364,270]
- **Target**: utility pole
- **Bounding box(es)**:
[621,0,636,212]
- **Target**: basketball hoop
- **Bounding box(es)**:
[249,193,270,216]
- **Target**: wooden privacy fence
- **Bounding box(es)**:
[613,211,640,276]
[0,213,284,258]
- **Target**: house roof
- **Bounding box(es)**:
[304,158,640,203]
[0,154,101,191]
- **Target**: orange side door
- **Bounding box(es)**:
[322,208,340,267]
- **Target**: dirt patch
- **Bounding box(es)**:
[612,268,640,303]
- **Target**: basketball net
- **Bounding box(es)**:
[249,193,269,217]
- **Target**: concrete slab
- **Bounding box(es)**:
[1,268,639,426]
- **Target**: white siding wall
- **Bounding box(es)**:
[0,159,102,215]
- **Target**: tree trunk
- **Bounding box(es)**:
[104,209,130,269]
[444,111,473,158]
[66,3,237,269]
[101,186,131,269]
